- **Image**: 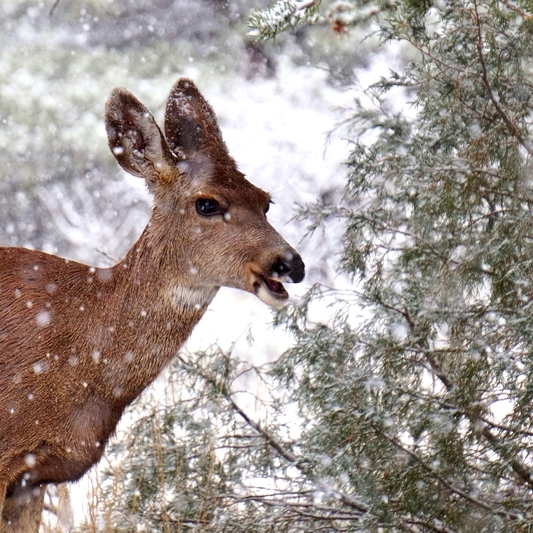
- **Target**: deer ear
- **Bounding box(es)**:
[164,78,233,164]
[105,87,177,188]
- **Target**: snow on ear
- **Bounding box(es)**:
[105,87,177,190]
[164,78,234,166]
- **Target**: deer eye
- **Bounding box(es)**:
[265,200,273,215]
[196,198,221,216]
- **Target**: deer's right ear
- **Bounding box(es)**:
[105,87,177,189]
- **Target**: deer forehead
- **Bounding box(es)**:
[177,159,270,210]
[176,156,214,184]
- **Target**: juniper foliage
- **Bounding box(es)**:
[268,0,533,530]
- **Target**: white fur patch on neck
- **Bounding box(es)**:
[168,284,218,309]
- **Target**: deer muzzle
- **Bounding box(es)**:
[254,250,305,309]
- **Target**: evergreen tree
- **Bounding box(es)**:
[85,1,533,531]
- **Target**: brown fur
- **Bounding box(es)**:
[0,78,304,532]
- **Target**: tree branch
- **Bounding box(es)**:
[378,428,523,521]
[402,305,533,491]
[176,353,370,515]
[473,0,533,157]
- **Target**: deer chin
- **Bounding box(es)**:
[254,276,289,309]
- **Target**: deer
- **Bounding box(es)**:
[0,78,305,532]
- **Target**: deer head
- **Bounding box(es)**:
[105,78,305,309]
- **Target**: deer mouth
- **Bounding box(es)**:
[254,276,289,308]
[263,276,289,299]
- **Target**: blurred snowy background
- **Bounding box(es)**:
[0,0,384,526]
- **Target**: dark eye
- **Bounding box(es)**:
[196,198,220,216]
[265,200,273,214]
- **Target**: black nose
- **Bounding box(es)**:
[273,253,305,283]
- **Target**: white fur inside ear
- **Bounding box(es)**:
[133,110,168,168]
[256,284,288,310]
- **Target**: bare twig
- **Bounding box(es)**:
[49,0,60,16]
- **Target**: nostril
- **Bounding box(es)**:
[274,257,291,275]
[272,254,305,283]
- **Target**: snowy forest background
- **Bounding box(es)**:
[2,0,533,532]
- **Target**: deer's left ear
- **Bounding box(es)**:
[105,87,178,192]
[164,78,234,166]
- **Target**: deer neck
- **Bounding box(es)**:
[94,224,218,400]
[118,222,220,312]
